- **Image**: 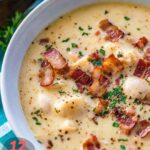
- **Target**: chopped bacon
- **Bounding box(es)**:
[144,48,150,61]
[44,49,68,70]
[99,75,110,87]
[112,107,137,135]
[141,99,150,105]
[39,38,49,44]
[119,116,137,135]
[39,64,54,87]
[94,99,109,115]
[144,61,150,78]
[136,120,150,138]
[134,59,146,77]
[100,19,124,42]
[95,31,101,36]
[89,51,103,61]
[134,59,150,78]
[115,77,120,85]
[83,134,101,150]
[102,54,124,75]
[89,75,110,97]
[41,60,49,68]
[70,69,93,93]
[133,37,148,49]
[92,67,102,79]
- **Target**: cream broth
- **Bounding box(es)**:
[19,3,150,150]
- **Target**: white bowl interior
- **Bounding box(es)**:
[1,0,150,149]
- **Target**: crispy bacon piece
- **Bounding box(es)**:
[100,19,124,42]
[133,37,148,49]
[94,99,109,115]
[70,69,93,93]
[144,48,150,61]
[39,62,54,87]
[89,51,103,61]
[92,67,102,79]
[134,59,150,78]
[41,59,49,68]
[134,59,146,77]
[83,134,101,150]
[136,120,150,138]
[102,54,124,75]
[112,107,137,135]
[39,38,49,45]
[144,61,150,78]
[44,49,68,70]
[89,75,110,97]
[95,31,101,36]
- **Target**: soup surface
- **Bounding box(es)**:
[20,3,150,150]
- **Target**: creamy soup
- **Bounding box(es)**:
[19,3,150,150]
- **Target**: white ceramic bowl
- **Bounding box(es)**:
[1,0,150,149]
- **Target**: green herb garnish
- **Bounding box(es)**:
[32,117,41,125]
[137,28,141,31]
[103,86,126,104]
[0,11,24,52]
[104,10,109,15]
[113,122,119,127]
[99,48,105,56]
[66,47,71,52]
[71,43,78,48]
[118,139,128,142]
[58,90,66,95]
[45,44,53,51]
[78,26,84,31]
[82,32,89,36]
[120,145,126,150]
[62,38,70,42]
[110,100,117,108]
[72,87,79,93]
[124,16,130,21]
[99,108,109,116]
[88,25,92,30]
[79,51,84,57]
[91,59,102,66]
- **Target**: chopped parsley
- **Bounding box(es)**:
[137,28,141,31]
[78,26,84,31]
[124,16,130,21]
[45,44,53,51]
[120,145,126,150]
[117,53,123,58]
[119,74,124,79]
[118,139,128,142]
[99,108,109,116]
[38,58,43,62]
[71,43,78,48]
[66,47,71,52]
[88,25,92,30]
[103,86,126,104]
[58,90,66,95]
[82,32,89,36]
[72,87,79,93]
[99,48,105,56]
[112,122,119,128]
[79,51,84,57]
[32,117,41,125]
[62,38,70,42]
[148,117,150,121]
[91,59,102,66]
[110,99,117,108]
[104,10,109,15]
